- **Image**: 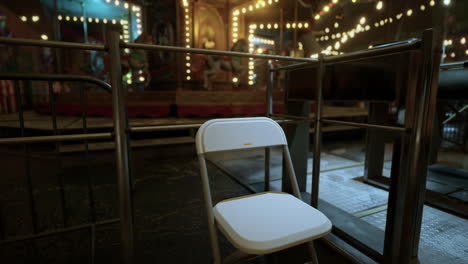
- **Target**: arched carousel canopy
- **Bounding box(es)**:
[40,0,141,41]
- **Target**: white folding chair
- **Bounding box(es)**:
[196,117,332,264]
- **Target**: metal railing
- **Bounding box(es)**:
[0,25,442,264]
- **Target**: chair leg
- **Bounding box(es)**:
[307,241,319,264]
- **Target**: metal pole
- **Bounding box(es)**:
[105,24,134,264]
[265,64,274,191]
[311,55,324,208]
[81,2,88,43]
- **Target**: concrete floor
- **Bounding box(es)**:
[0,144,352,263]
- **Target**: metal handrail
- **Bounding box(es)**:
[0,37,106,51]
[0,133,112,144]
[0,73,112,93]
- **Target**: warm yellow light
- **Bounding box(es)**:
[298,23,302,28]
[95,18,99,23]
[186,38,190,42]
[430,0,435,6]
[450,52,455,58]
[186,69,191,74]
[58,15,62,21]
[341,35,348,43]
[124,3,129,8]
[314,15,320,20]
[360,17,366,24]
[461,37,466,45]
[88,17,93,23]
[112,19,116,24]
[304,23,309,28]
[242,8,246,13]
[186,76,191,81]
[102,18,107,24]
[420,5,426,11]
[40,34,48,40]
[292,23,296,28]
[465,49,468,55]
[248,81,254,85]
[274,23,279,29]
[66,16,70,21]
[232,77,239,83]
[376,1,383,10]
[332,0,338,3]
[374,22,379,27]
[186,63,191,67]
[380,20,385,26]
[334,42,340,50]
[32,16,40,22]
[127,79,132,85]
[186,56,190,60]
[325,28,330,33]
[334,22,339,28]
[369,45,373,49]
[323,6,330,12]
[257,48,263,54]
[407,9,413,16]
[260,24,264,29]
[249,5,253,11]
[443,0,451,6]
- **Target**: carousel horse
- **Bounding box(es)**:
[203,39,248,90]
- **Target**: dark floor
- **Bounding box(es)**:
[0,144,353,263]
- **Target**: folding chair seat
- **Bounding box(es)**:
[196,117,332,264]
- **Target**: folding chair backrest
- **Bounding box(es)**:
[196,117,287,154]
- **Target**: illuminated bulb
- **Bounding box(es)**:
[376,1,383,10]
[186,76,191,81]
[139,76,145,82]
[314,15,320,20]
[115,1,120,6]
[336,33,341,38]
[186,38,190,42]
[248,81,254,85]
[40,34,48,40]
[380,20,385,26]
[369,45,373,49]
[32,16,40,22]
[260,24,264,29]
[124,3,129,8]
[80,17,84,22]
[389,18,393,23]
[407,9,413,16]
[186,63,191,67]
[365,25,370,31]
[95,18,99,23]
[186,56,190,60]
[112,19,116,24]
[374,22,379,27]
[334,22,339,28]
[450,52,455,58]
[71,16,76,21]
[232,77,239,83]
[88,17,93,23]
[58,15,62,20]
[465,50,468,55]
[304,23,309,28]
[430,0,435,6]
[352,0,356,2]
[461,37,466,45]
[186,69,191,74]
[334,42,340,50]
[360,17,366,24]
[267,24,272,29]
[325,28,330,33]
[420,5,426,11]
[286,23,291,29]
[298,23,302,28]
[332,0,338,3]
[292,23,296,28]
[242,8,246,13]
[257,48,263,53]
[106,0,111,2]
[274,23,278,29]
[349,32,355,38]
[20,16,27,22]
[443,0,451,6]
[66,16,70,21]
[341,35,348,43]
[323,6,330,12]
[325,36,329,40]
[127,79,132,84]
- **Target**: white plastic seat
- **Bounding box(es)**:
[196,117,332,264]
[214,192,332,255]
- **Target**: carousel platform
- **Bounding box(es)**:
[0,105,367,152]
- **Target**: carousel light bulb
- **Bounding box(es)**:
[106,0,111,2]
[461,37,466,45]
[465,49,468,55]
[136,12,141,17]
[66,16,70,21]
[389,18,393,23]
[242,8,246,13]
[20,16,28,22]
[376,1,383,10]
[349,32,355,38]
[450,52,455,58]
[420,5,426,11]
[325,28,330,33]
[186,69,191,74]
[32,16,40,22]
[95,18,99,23]
[380,20,385,26]
[365,25,370,31]
[186,56,190,60]
[124,3,129,9]
[341,35,348,43]
[443,0,451,6]
[332,0,338,3]
[292,23,296,28]
[274,23,279,29]
[248,81,254,85]
[336,33,341,38]
[139,76,145,82]
[334,22,339,28]
[407,9,413,16]
[286,23,291,29]
[249,5,253,11]
[430,0,435,6]
[325,36,329,40]
[314,14,320,20]
[327,45,332,51]
[304,23,309,28]
[186,63,191,67]
[186,76,191,81]
[232,77,239,83]
[112,19,116,24]
[298,23,302,28]
[88,17,93,23]
[57,15,62,21]
[352,0,356,2]
[323,6,330,12]
[186,38,190,42]
[374,22,379,27]
[360,17,366,24]
[41,34,48,40]
[71,16,76,21]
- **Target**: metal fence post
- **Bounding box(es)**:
[105,24,134,264]
[265,64,274,191]
[311,56,324,208]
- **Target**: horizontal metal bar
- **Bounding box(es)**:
[122,43,316,62]
[321,119,408,132]
[0,73,111,93]
[130,123,201,133]
[440,60,468,70]
[0,218,119,245]
[271,113,310,121]
[0,133,113,144]
[442,103,468,124]
[272,62,316,72]
[0,37,106,51]
[323,40,420,64]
